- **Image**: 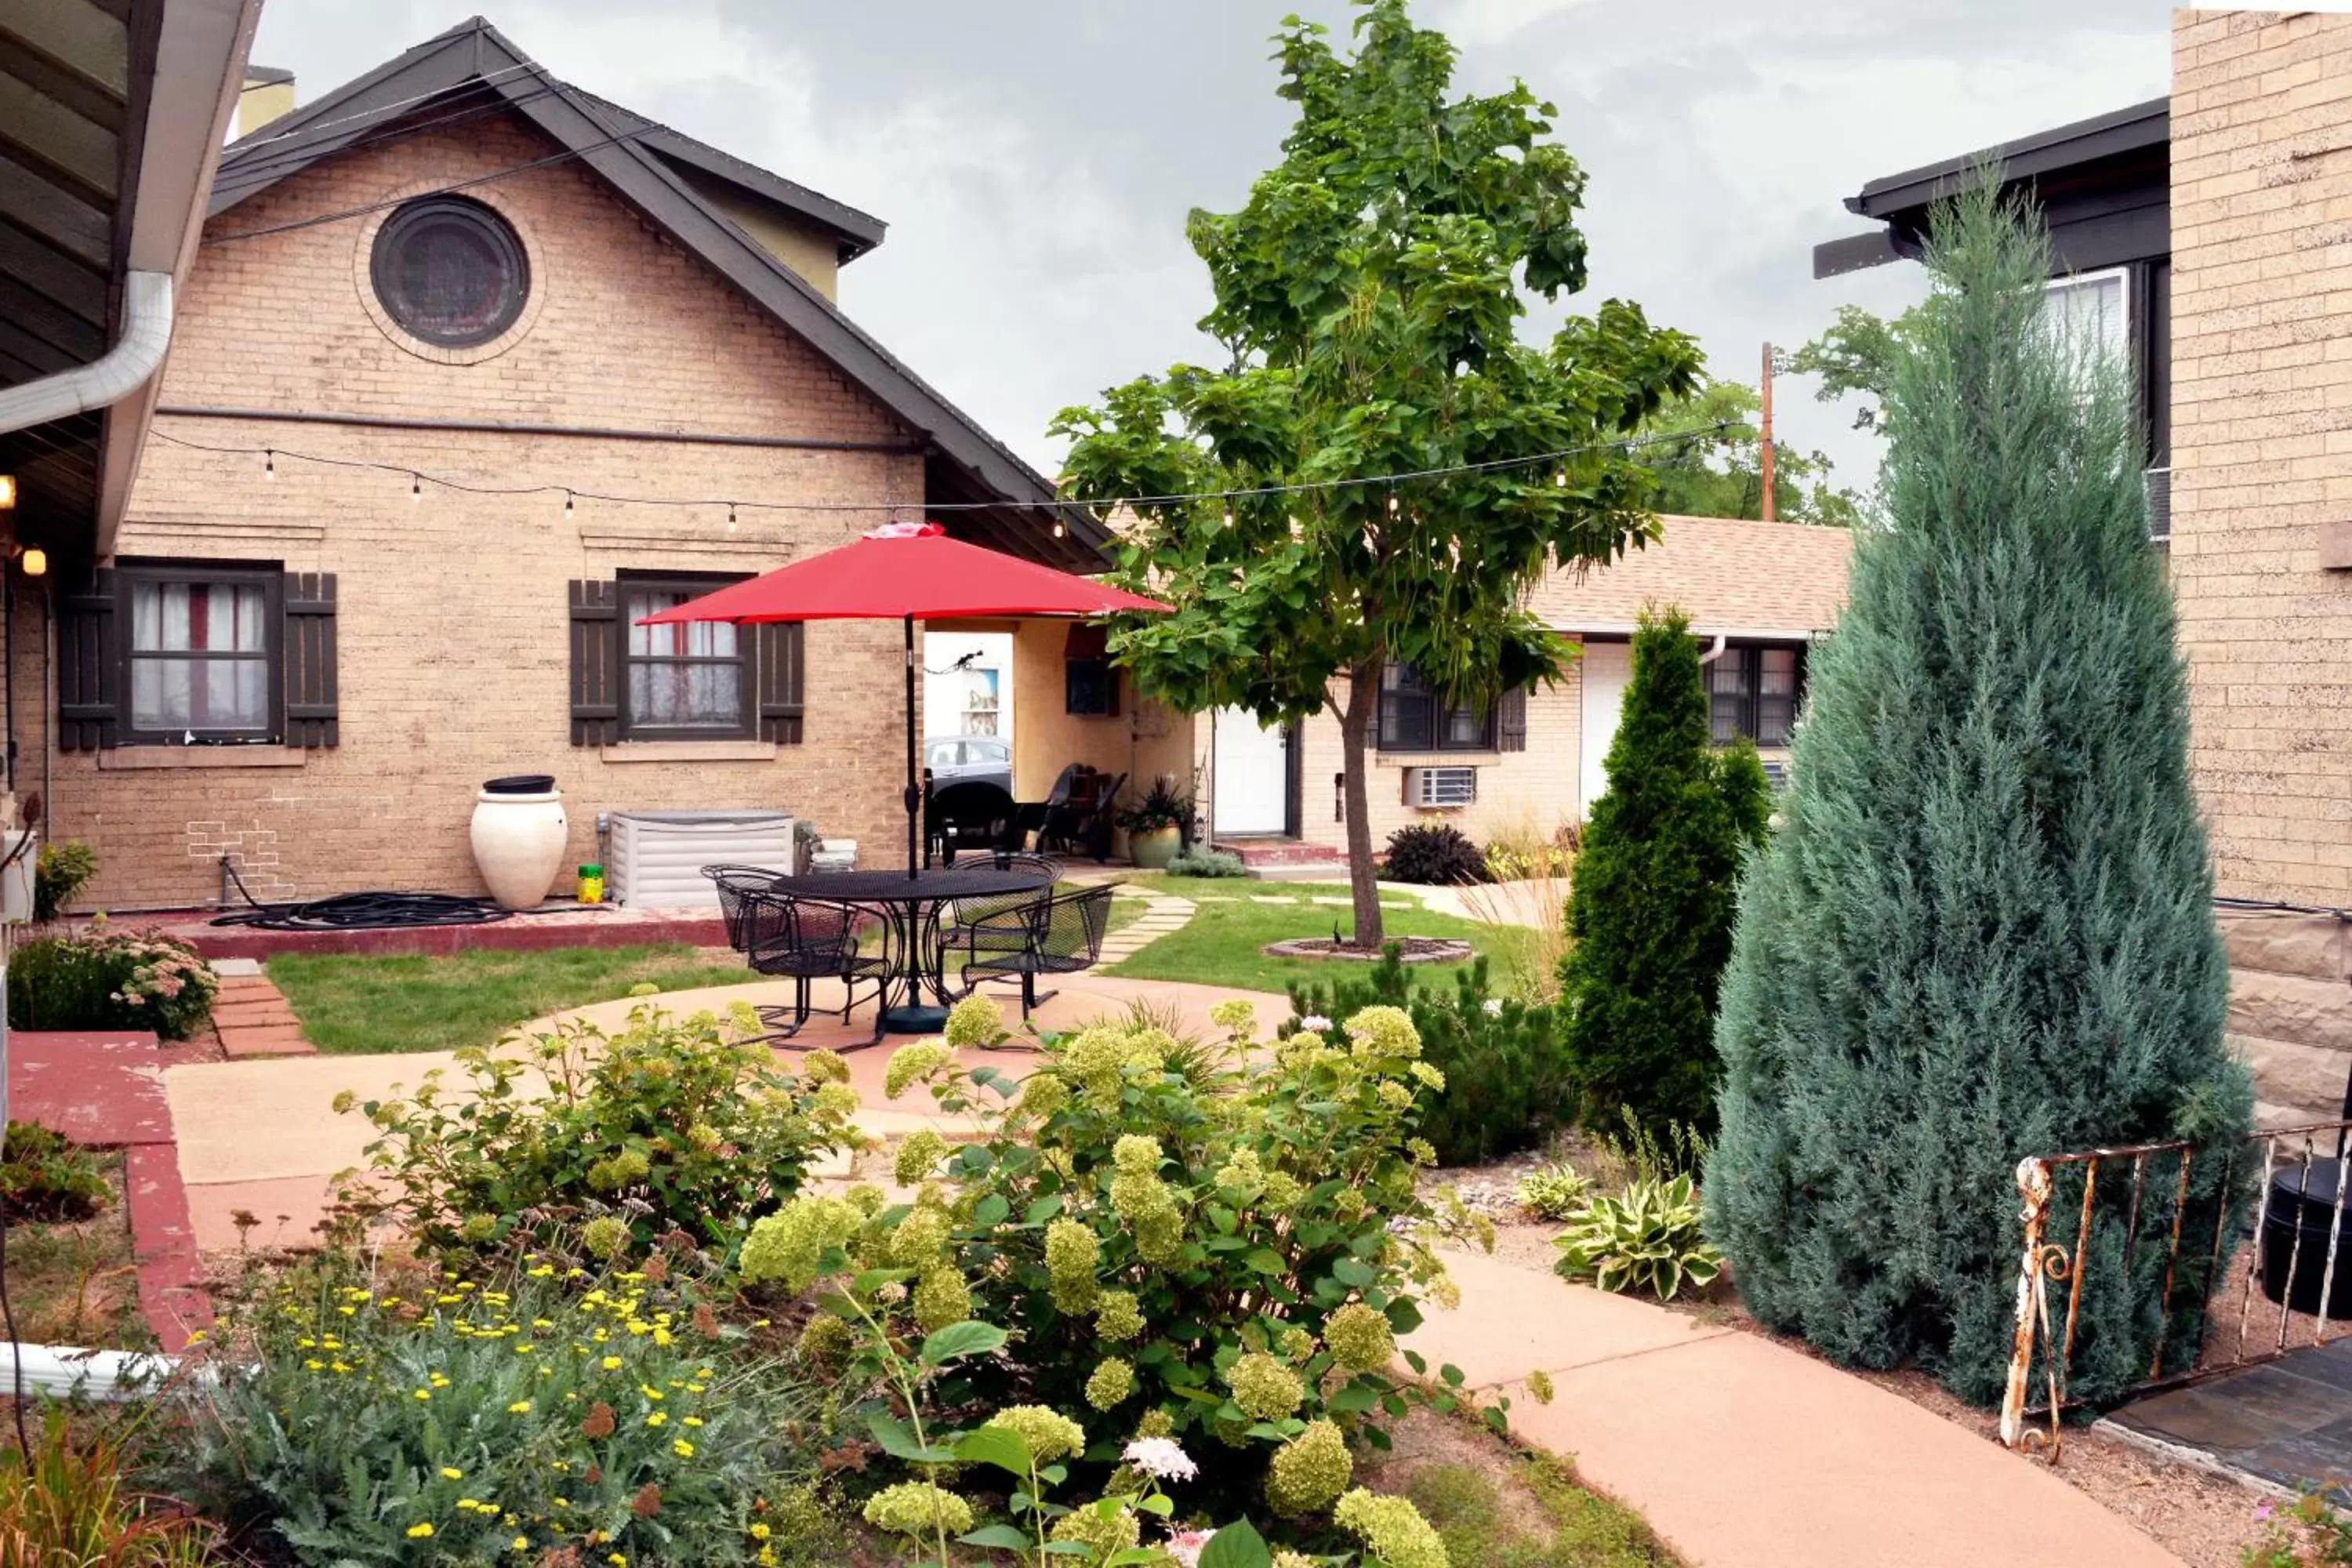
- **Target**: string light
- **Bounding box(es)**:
[1052,521,1065,538]
[411,472,423,502]
[152,421,1728,522]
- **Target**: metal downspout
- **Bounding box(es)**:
[0,271,175,435]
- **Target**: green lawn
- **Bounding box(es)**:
[1102,874,1519,996]
[267,942,757,1055]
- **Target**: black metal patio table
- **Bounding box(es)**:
[767,865,1054,1036]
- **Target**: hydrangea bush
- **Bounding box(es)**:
[740,993,1492,1528]
[339,1000,861,1266]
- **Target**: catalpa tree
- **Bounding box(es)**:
[1054,0,1700,943]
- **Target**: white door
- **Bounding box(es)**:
[1213,709,1290,835]
[1578,641,1633,817]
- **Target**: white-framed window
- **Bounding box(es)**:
[2044,267,2129,369]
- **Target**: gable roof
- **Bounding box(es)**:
[1529,514,1853,640]
[205,16,1105,569]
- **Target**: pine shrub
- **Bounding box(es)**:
[1555,608,1769,1134]
[1289,950,1572,1165]
[1704,184,2252,1406]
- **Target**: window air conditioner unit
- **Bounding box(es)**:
[1403,766,1476,809]
[2145,466,2171,545]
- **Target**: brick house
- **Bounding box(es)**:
[14,18,1131,913]
[1195,514,1853,863]
[1824,7,2352,1124]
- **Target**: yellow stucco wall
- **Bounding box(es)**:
[677,171,842,300]
[1007,620,1193,849]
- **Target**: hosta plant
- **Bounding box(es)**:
[1512,1163,1588,1222]
[336,999,861,1266]
[1552,1174,1722,1301]
[740,992,1496,1519]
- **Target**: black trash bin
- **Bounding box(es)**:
[2261,1158,2352,1319]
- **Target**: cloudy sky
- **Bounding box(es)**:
[243,0,2176,491]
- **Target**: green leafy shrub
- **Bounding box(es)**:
[1166,848,1247,879]
[7,927,217,1040]
[34,838,97,923]
[1,1121,111,1223]
[1289,950,1571,1165]
[339,1000,859,1266]
[739,993,1493,1519]
[1513,1163,1589,1222]
[1381,822,1488,886]
[164,1252,820,1566]
[1707,185,2252,1406]
[1552,1174,1722,1301]
[1,1409,218,1566]
[1557,608,1769,1135]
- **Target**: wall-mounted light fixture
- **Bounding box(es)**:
[0,474,15,509]
[17,547,44,577]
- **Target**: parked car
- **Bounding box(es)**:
[925,735,1012,794]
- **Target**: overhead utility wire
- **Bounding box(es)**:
[224,60,545,154]
[204,122,666,246]
[151,422,1733,516]
[207,82,574,200]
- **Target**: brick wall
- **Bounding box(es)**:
[2173,8,2352,907]
[22,113,932,911]
[1281,660,1584,854]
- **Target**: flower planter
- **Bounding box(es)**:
[470,776,568,910]
[1128,825,1181,870]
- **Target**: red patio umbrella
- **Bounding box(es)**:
[639,521,1170,877]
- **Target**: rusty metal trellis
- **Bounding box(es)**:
[2002,1118,2352,1461]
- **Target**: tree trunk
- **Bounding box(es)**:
[1338,662,1385,949]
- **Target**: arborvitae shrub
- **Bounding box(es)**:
[1705,184,2252,1406]
[1555,607,1769,1135]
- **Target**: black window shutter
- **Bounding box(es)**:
[283,572,338,747]
[757,621,804,744]
[568,579,620,744]
[57,568,118,751]
[1497,684,1528,753]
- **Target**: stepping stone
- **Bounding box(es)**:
[209,957,265,978]
[212,998,299,1027]
[216,1023,318,1060]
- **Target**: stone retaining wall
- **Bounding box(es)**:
[2222,904,2352,1127]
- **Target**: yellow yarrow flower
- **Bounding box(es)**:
[405,1523,435,1539]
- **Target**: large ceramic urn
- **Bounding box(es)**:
[470,774,568,910]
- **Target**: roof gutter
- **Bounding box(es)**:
[0,272,174,437]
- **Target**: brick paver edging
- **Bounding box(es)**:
[9,1032,212,1351]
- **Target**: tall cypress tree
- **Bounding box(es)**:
[1559,606,1769,1134]
[1704,184,2251,1406]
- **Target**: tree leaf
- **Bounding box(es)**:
[953,1425,1033,1479]
[1198,1519,1272,1568]
[957,1525,1037,1551]
[920,1321,1007,1366]
[866,1414,956,1465]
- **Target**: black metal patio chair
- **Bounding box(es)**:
[704,863,787,953]
[939,852,1062,971]
[956,881,1113,1019]
[925,780,1018,866]
[710,875,891,1045]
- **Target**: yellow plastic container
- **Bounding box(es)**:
[577,863,604,905]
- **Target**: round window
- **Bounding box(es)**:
[369,197,530,348]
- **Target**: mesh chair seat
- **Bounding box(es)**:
[706,876,888,1044]
[941,852,1062,960]
[958,882,1112,1019]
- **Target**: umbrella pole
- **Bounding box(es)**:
[903,613,919,880]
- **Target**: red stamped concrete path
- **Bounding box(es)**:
[10,1031,210,1350]
[1405,1247,2185,1568]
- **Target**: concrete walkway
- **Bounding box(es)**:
[1404,1247,2185,1568]
[163,971,1283,1251]
[1096,889,1196,966]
